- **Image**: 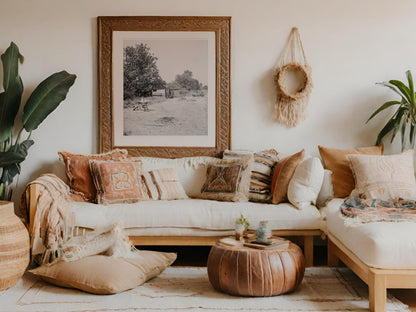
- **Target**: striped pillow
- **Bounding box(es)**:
[142,168,188,200]
[223,149,279,203]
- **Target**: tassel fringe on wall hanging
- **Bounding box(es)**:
[274,27,313,127]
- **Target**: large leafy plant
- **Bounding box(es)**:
[367,70,416,151]
[0,42,76,200]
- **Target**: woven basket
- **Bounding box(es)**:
[275,62,312,101]
[0,201,29,290]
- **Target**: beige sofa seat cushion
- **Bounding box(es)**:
[72,199,322,231]
[323,198,416,269]
[29,251,176,294]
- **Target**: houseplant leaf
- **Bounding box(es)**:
[410,123,416,148]
[1,42,23,91]
[389,80,412,103]
[22,71,76,132]
[406,70,415,108]
[0,43,24,143]
[376,116,396,145]
[0,140,34,167]
[0,164,20,184]
[390,108,406,143]
[401,119,407,151]
[366,100,401,123]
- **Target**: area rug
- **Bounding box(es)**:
[0,267,409,312]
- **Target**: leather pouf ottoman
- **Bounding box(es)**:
[207,239,305,297]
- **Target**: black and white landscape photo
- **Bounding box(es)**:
[123,39,209,137]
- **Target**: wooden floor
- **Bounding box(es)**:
[140,245,416,310]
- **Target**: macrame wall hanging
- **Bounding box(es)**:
[274,27,313,127]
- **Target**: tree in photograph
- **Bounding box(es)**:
[124,43,165,99]
[174,70,201,91]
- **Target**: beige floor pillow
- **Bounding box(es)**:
[29,251,177,294]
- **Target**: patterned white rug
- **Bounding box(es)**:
[0,267,409,312]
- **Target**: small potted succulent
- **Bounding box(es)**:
[235,214,250,240]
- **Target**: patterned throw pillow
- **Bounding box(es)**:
[347,150,416,200]
[58,149,128,202]
[141,168,188,200]
[223,149,279,203]
[89,160,149,205]
[199,156,253,202]
[318,145,384,198]
[271,149,305,204]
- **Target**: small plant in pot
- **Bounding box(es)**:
[0,42,76,200]
[235,214,250,240]
[367,70,416,150]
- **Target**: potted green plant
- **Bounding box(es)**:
[235,214,250,240]
[366,70,416,151]
[0,42,76,200]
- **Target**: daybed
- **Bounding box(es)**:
[22,154,324,267]
[323,198,416,312]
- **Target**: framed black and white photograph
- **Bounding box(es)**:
[98,16,231,158]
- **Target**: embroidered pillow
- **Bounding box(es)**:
[141,168,188,200]
[223,149,279,203]
[271,149,305,204]
[348,150,416,200]
[318,145,383,198]
[58,149,128,202]
[89,160,149,204]
[199,155,253,202]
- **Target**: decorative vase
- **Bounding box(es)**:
[0,201,30,290]
[235,223,245,240]
[256,220,271,241]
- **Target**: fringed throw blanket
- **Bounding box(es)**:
[341,197,416,226]
[20,174,140,266]
[20,174,75,265]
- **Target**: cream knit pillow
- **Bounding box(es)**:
[347,150,416,200]
[287,157,324,209]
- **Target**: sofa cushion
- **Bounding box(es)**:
[137,156,217,197]
[323,198,416,269]
[287,157,324,209]
[148,168,188,200]
[71,199,322,232]
[59,149,128,202]
[199,156,253,202]
[223,149,279,203]
[271,149,305,204]
[347,150,416,200]
[318,144,383,198]
[89,159,149,204]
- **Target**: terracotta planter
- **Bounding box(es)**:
[0,201,30,290]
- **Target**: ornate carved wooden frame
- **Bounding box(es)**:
[97,16,231,158]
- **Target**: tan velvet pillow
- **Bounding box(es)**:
[199,155,253,202]
[348,150,416,200]
[89,160,149,204]
[29,251,177,294]
[59,149,128,202]
[318,145,383,198]
[271,149,305,204]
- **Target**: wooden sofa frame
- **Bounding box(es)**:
[327,232,416,312]
[26,184,320,267]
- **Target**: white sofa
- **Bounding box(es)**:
[25,155,324,267]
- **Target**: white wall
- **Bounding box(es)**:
[0,0,414,203]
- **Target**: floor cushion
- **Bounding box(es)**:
[29,251,177,294]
